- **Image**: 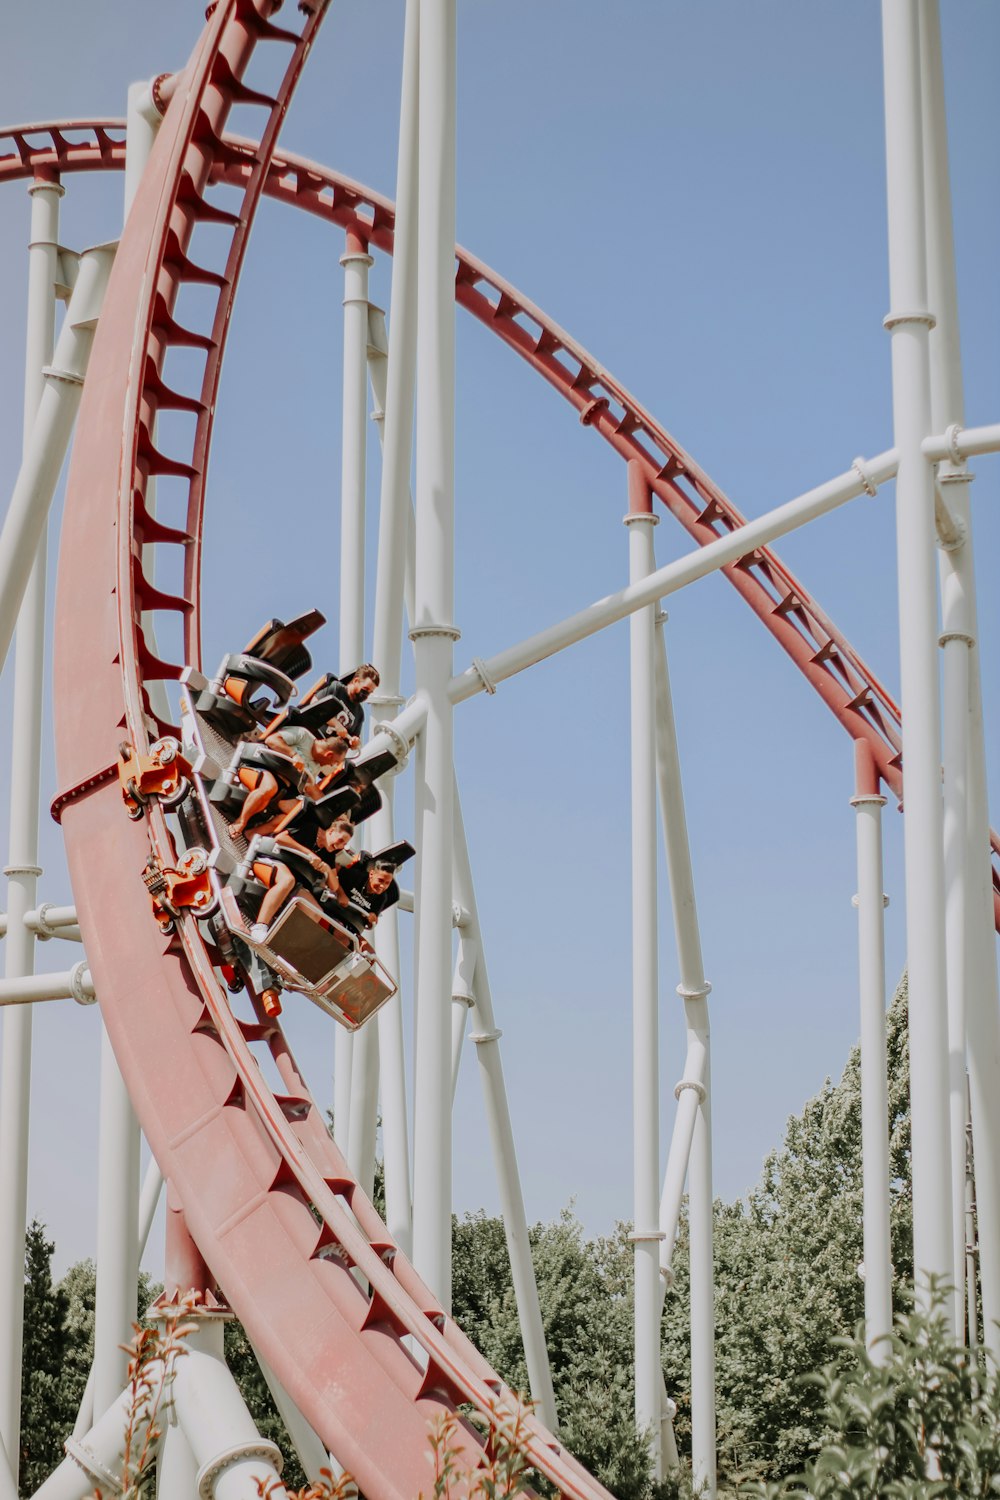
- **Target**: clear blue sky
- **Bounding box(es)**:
[0,2,998,1276]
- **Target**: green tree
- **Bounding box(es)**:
[452,1208,652,1500]
[19,1221,73,1494]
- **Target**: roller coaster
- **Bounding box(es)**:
[0,4,998,1499]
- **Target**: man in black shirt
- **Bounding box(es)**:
[336,841,414,941]
[322,663,380,746]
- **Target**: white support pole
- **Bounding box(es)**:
[410,0,458,1309]
[880,0,954,1317]
[365,172,416,1242]
[689,1068,715,1496]
[452,790,559,1431]
[138,1155,165,1258]
[336,226,374,1165]
[649,602,715,1495]
[0,965,95,1006]
[157,1411,201,1500]
[918,0,1000,1359]
[624,471,661,1478]
[0,238,114,677]
[92,1024,142,1414]
[33,1363,170,1500]
[169,1321,288,1500]
[851,743,894,1355]
[923,422,1000,461]
[0,169,61,1483]
[73,1154,163,1446]
[448,448,898,707]
[450,934,476,1102]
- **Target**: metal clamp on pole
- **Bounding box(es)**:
[470,656,497,695]
[196,1442,284,1500]
[63,1438,124,1496]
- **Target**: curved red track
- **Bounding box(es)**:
[4,117,998,925]
[0,3,990,1492]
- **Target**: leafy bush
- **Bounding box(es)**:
[746,1282,1000,1499]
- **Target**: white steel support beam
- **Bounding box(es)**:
[410,0,458,1308]
[366,299,416,1250]
[452,790,559,1430]
[169,1321,288,1500]
[449,448,898,707]
[0,239,114,676]
[74,1140,164,1445]
[335,225,374,1164]
[0,965,94,1006]
[624,471,661,1479]
[33,1363,169,1500]
[93,1024,142,1413]
[851,744,893,1355]
[881,0,954,1318]
[649,601,716,1496]
[0,163,61,1495]
[923,422,1000,462]
[918,0,1000,1359]
[450,933,476,1101]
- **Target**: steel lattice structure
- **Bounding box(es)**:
[0,4,998,1499]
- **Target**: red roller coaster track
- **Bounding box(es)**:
[3,118,998,923]
[0,1,991,1494]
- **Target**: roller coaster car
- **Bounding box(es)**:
[181,609,326,737]
[178,678,407,1030]
[217,852,396,1031]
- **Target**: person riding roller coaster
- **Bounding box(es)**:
[227,719,353,841]
[334,844,412,943]
[268,662,380,748]
[247,814,360,942]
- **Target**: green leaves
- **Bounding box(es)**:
[743,1282,1000,1499]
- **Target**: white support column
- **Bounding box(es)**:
[881,0,954,1317]
[410,0,458,1309]
[624,471,661,1477]
[450,934,476,1101]
[0,237,114,676]
[650,605,715,1496]
[170,1322,288,1500]
[33,1363,170,1500]
[452,791,558,1430]
[335,226,374,1162]
[364,0,420,1248]
[0,166,61,1493]
[92,1026,141,1414]
[851,744,894,1355]
[918,0,1000,1359]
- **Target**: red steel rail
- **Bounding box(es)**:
[45,6,612,1499]
[4,118,998,923]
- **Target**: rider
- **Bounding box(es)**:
[324,663,380,747]
[228,720,353,841]
[247,814,360,943]
[335,844,411,943]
